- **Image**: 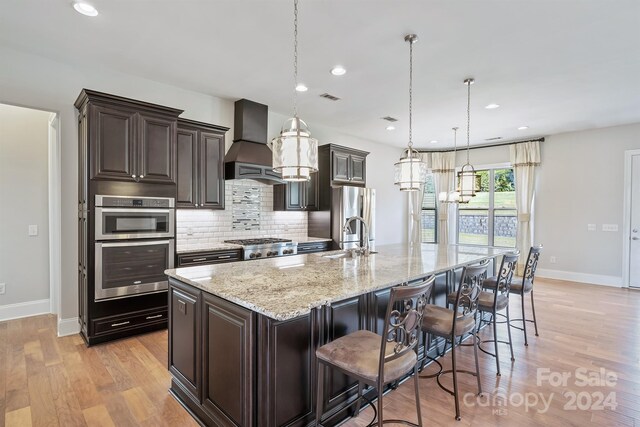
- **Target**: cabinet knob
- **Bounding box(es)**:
[139,175,144,179]
[131,174,136,179]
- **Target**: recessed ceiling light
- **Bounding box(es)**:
[430,140,438,144]
[73,1,98,16]
[485,103,500,109]
[295,83,308,92]
[330,66,346,76]
[517,126,529,130]
[386,125,395,131]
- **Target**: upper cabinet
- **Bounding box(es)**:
[322,144,368,186]
[76,89,183,185]
[273,172,319,211]
[176,119,229,210]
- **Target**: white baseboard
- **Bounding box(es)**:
[57,317,80,337]
[0,299,50,322]
[537,268,622,287]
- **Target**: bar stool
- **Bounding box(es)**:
[314,276,435,427]
[483,246,542,346]
[475,252,519,376]
[420,263,487,421]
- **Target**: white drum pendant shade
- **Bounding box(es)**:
[394,147,428,191]
[457,163,478,203]
[270,117,318,182]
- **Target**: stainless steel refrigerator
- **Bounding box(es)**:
[330,186,376,250]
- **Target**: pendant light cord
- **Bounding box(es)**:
[408,38,413,149]
[293,0,299,118]
[466,79,471,164]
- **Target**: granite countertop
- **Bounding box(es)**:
[166,243,510,321]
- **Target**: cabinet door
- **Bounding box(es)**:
[322,295,368,413]
[138,113,177,184]
[199,131,225,209]
[331,150,351,184]
[288,182,306,210]
[202,294,254,426]
[169,285,201,401]
[90,104,136,180]
[349,154,366,185]
[176,128,198,208]
[305,172,319,211]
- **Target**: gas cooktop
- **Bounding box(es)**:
[224,238,297,260]
[224,238,292,246]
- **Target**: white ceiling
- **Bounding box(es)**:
[2,0,639,149]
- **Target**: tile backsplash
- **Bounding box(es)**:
[176,180,308,252]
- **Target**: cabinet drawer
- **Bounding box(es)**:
[297,242,331,253]
[92,308,167,336]
[177,250,242,267]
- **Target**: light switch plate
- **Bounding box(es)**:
[587,224,596,231]
[0,283,5,295]
[28,225,38,236]
[602,224,618,232]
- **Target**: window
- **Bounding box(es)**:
[421,174,437,243]
[457,168,516,247]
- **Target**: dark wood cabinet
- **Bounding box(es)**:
[176,119,229,209]
[86,97,181,184]
[296,241,331,254]
[322,144,368,187]
[176,249,242,267]
[273,172,319,211]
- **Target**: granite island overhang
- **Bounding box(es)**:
[164,243,509,426]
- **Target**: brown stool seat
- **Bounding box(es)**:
[484,276,533,294]
[445,291,508,312]
[422,304,476,338]
[316,329,417,384]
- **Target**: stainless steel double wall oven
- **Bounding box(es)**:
[94,195,175,301]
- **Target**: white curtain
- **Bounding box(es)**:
[431,152,456,246]
[510,141,541,272]
[408,153,429,246]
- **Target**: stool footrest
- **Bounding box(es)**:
[478,338,513,358]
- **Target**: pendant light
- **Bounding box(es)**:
[438,127,461,203]
[394,34,428,191]
[457,78,478,203]
[269,0,318,182]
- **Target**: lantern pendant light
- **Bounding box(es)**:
[269,0,318,182]
[457,78,479,203]
[438,127,461,203]
[394,34,428,191]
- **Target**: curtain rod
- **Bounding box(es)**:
[419,137,545,153]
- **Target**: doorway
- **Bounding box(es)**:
[623,149,640,288]
[0,103,60,320]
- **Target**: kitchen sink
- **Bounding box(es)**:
[321,250,378,259]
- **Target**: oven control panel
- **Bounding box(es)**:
[96,195,174,208]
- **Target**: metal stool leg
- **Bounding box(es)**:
[473,320,482,395]
[413,364,423,427]
[354,381,363,416]
[315,362,324,426]
[492,314,501,376]
[530,290,539,337]
[506,304,515,362]
[451,337,461,421]
[377,382,384,427]
[521,292,529,346]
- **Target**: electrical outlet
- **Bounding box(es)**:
[602,224,618,232]
[0,283,5,295]
[28,225,38,236]
[587,224,596,231]
[549,256,557,264]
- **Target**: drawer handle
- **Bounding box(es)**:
[217,255,231,259]
[192,257,207,262]
[133,280,142,285]
[111,321,130,327]
[146,314,163,320]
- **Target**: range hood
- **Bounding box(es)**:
[224,99,284,184]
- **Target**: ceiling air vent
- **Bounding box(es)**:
[382,116,398,122]
[485,137,502,141]
[319,93,341,101]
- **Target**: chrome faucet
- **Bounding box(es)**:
[343,216,370,256]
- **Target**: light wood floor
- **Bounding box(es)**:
[1,278,639,427]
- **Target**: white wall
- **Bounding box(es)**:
[0,104,51,309]
[0,46,403,326]
[268,111,408,245]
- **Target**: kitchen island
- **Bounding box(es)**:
[165,243,508,427]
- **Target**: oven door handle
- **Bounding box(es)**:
[97,240,173,248]
[96,208,174,214]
